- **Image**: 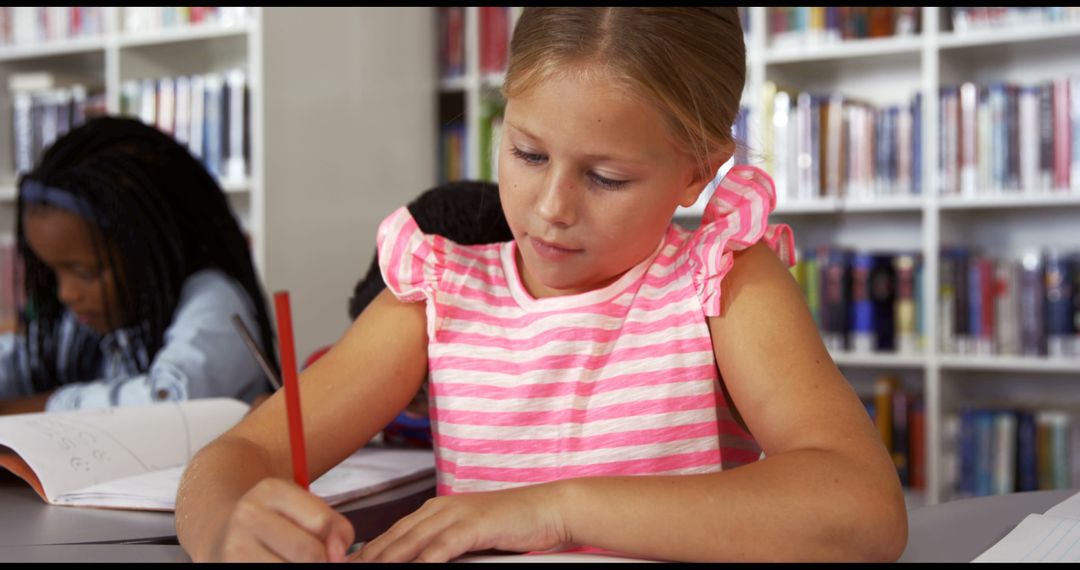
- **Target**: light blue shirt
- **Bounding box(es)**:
[0,268,269,410]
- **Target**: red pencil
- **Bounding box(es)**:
[274,291,309,490]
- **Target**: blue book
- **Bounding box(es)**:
[959,408,978,497]
[1015,410,1038,492]
[974,409,995,497]
[850,251,876,352]
[1044,248,1073,357]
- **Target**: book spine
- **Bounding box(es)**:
[1020,250,1047,356]
[992,410,1016,495]
[1044,248,1072,357]
[870,253,897,352]
[850,251,875,353]
[1015,410,1038,492]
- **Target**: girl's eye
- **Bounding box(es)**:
[71,267,101,282]
[589,173,629,190]
[510,146,546,165]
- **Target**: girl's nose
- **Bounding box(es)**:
[56,275,83,306]
[536,171,579,227]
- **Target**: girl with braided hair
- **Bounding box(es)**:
[0,116,277,414]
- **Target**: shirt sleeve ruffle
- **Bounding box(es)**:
[689,165,796,317]
[376,206,448,339]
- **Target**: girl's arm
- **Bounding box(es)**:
[551,241,908,561]
[357,242,906,563]
[175,289,429,561]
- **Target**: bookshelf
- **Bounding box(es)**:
[0,7,438,360]
[435,7,1080,507]
[731,7,1080,506]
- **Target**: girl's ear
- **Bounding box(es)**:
[677,142,735,208]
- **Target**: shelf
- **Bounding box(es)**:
[771,195,924,215]
[939,355,1080,374]
[831,351,927,369]
[763,35,923,65]
[938,19,1080,51]
[0,36,107,62]
[0,178,249,203]
[116,21,252,49]
[938,192,1080,211]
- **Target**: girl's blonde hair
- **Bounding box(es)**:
[503,7,745,180]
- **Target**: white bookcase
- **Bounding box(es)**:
[733,7,1080,506]
[0,7,438,360]
[440,7,1080,507]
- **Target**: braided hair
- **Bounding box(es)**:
[349,180,513,319]
[15,116,278,392]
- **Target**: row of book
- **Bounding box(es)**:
[0,7,103,47]
[939,76,1080,196]
[768,7,921,49]
[790,247,924,355]
[942,7,1080,33]
[940,248,1080,358]
[437,7,512,80]
[10,78,108,176]
[863,375,925,489]
[122,7,250,34]
[762,83,922,203]
[118,70,250,184]
[943,404,1077,498]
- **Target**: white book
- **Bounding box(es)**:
[156,76,175,135]
[960,82,978,197]
[0,399,435,512]
[772,89,790,203]
[1018,86,1040,194]
[139,77,157,127]
[174,75,191,146]
[795,91,813,200]
[188,74,206,160]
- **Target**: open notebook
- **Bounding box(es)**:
[974,491,1080,562]
[0,398,434,511]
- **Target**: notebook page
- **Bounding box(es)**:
[0,398,248,502]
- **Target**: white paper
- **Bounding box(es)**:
[0,398,248,502]
[53,447,435,511]
[974,491,1080,563]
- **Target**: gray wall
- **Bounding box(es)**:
[261,7,436,360]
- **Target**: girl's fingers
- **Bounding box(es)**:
[230,478,355,562]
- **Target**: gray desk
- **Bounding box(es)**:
[899,488,1078,562]
[0,468,435,551]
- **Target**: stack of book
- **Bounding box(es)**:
[768,7,921,49]
[119,69,250,184]
[0,7,104,46]
[938,76,1080,197]
[791,246,924,355]
[862,374,925,490]
[943,403,1076,498]
[940,247,1080,358]
[9,72,107,176]
[761,82,922,204]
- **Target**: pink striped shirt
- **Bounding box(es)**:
[377,165,795,496]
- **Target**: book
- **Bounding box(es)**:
[0,399,435,512]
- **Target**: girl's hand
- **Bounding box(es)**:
[353,483,570,562]
[212,477,355,562]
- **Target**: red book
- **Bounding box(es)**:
[910,399,925,489]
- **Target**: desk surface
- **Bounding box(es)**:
[899,488,1078,563]
[0,469,435,549]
